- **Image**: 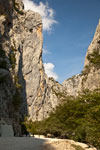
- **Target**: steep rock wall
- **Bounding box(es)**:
[63,75,82,97]
[0,0,23,135]
[1,0,100,124]
[0,0,64,121]
[0,0,63,124]
[82,20,100,90]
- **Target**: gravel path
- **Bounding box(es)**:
[0,137,48,150]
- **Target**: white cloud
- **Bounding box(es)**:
[44,63,58,80]
[22,0,57,31]
[43,48,51,55]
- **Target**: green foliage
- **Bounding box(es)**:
[15,82,22,89]
[87,49,100,68]
[25,91,100,149]
[9,52,16,70]
[81,65,90,76]
[11,46,17,52]
[14,75,22,89]
[81,65,90,84]
[72,144,84,150]
[23,120,43,135]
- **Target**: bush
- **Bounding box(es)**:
[81,65,90,76]
[87,49,100,68]
[9,52,16,70]
[24,91,100,149]
[72,145,84,150]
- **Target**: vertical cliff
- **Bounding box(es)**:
[82,20,100,90]
[0,0,65,123]
[1,0,100,125]
[0,0,24,135]
[9,0,67,121]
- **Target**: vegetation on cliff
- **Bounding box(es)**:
[24,90,100,149]
[87,48,100,69]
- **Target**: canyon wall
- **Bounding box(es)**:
[0,0,100,128]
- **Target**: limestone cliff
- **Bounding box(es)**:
[63,20,100,96]
[8,0,66,121]
[82,20,100,90]
[0,0,24,135]
[0,0,100,126]
[0,0,65,123]
[63,75,82,97]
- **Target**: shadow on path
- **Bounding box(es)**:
[0,137,55,150]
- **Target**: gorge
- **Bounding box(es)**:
[0,0,100,143]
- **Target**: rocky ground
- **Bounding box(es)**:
[42,139,97,150]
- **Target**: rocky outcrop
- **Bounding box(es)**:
[43,139,97,150]
[63,20,100,96]
[82,20,100,90]
[63,75,82,97]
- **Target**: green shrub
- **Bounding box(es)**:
[9,52,16,70]
[24,91,100,149]
[11,46,17,52]
[72,144,84,150]
[14,75,22,89]
[15,82,22,89]
[87,49,100,68]
[81,65,90,76]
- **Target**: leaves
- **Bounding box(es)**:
[25,91,100,149]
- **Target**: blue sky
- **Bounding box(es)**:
[23,0,100,83]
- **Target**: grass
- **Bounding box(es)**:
[72,144,84,150]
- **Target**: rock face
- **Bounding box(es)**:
[43,139,97,150]
[0,0,100,126]
[7,0,67,121]
[63,75,82,97]
[63,20,100,96]
[82,20,100,90]
[0,0,23,135]
[0,0,65,123]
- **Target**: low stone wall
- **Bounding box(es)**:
[0,125,14,137]
[0,118,14,137]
